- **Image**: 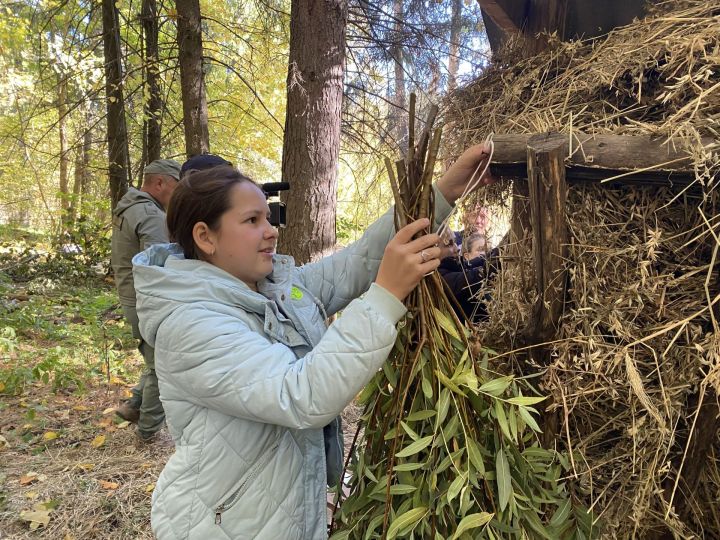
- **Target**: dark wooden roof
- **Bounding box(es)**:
[479,0,648,53]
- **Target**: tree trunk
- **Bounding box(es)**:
[143,0,162,164]
[176,0,209,157]
[69,117,92,223]
[448,0,463,92]
[278,0,347,264]
[102,0,130,210]
[57,74,70,220]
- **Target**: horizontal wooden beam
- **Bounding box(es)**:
[488,133,711,187]
[477,0,520,34]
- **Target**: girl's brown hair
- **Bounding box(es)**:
[166,165,256,259]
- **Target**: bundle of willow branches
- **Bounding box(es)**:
[330,97,594,539]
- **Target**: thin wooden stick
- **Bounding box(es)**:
[385,157,406,230]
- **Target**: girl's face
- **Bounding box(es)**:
[463,237,486,261]
[204,182,278,290]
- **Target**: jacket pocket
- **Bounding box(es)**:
[213,443,280,525]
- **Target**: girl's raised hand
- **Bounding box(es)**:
[436,142,495,204]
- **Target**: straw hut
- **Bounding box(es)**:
[445,0,720,537]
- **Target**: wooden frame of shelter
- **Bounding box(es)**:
[494,131,719,533]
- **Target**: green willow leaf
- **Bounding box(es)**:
[467,439,486,475]
[364,513,385,540]
[447,474,465,503]
[436,389,451,426]
[494,400,513,442]
[383,362,398,387]
[496,448,512,512]
[436,369,464,395]
[519,406,543,433]
[549,498,572,529]
[393,462,425,472]
[479,376,513,396]
[421,376,433,399]
[357,379,377,405]
[405,409,436,422]
[386,507,428,540]
[432,307,460,340]
[451,512,494,540]
[395,435,433,458]
[524,508,554,539]
[507,396,546,406]
[389,484,418,495]
[400,421,420,441]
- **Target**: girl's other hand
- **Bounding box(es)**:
[376,218,441,301]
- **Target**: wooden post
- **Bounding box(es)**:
[526,132,568,345]
[523,132,568,447]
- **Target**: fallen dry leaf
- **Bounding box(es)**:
[145,482,155,493]
[24,491,39,500]
[43,431,58,441]
[19,502,54,530]
[72,405,90,412]
[98,417,113,427]
[91,435,106,448]
[99,480,119,490]
[0,434,9,450]
[116,420,130,429]
[19,509,51,530]
[102,407,115,415]
[75,463,95,472]
[19,473,39,485]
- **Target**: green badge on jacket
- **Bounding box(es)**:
[290,286,303,300]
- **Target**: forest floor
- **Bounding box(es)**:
[0,271,170,539]
[0,239,361,539]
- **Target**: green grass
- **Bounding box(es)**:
[0,279,139,396]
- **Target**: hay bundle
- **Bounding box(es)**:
[331,100,594,539]
[444,0,720,536]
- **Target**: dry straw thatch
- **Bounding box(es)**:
[444,0,720,537]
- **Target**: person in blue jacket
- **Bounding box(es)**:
[131,144,492,539]
[439,233,499,324]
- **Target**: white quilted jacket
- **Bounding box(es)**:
[132,192,451,539]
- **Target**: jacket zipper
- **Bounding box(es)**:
[214,443,280,525]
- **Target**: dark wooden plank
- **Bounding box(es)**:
[488,133,710,187]
[476,0,520,34]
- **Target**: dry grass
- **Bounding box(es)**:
[0,380,364,539]
[0,382,173,539]
[443,0,720,537]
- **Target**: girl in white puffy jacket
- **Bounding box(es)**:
[132,145,492,539]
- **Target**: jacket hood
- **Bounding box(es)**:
[113,187,162,216]
[132,243,294,347]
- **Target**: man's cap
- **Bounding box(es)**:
[180,154,233,177]
[144,159,181,180]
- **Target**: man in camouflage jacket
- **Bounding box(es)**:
[111,159,180,441]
